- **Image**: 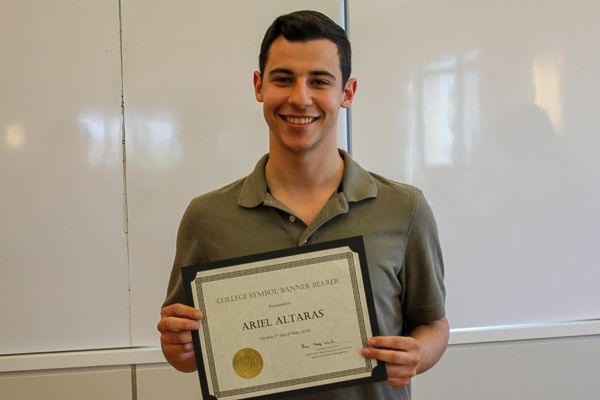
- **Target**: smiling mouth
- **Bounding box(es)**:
[284,116,316,125]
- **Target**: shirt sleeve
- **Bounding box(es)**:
[162,200,207,308]
[400,189,446,326]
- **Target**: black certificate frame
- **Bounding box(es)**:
[182,236,387,400]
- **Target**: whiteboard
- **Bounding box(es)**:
[0,0,345,355]
[0,1,130,354]
[349,0,600,328]
[122,0,347,347]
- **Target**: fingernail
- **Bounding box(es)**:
[362,348,370,357]
[195,311,203,319]
[368,338,375,346]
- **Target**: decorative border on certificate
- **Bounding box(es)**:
[182,236,387,400]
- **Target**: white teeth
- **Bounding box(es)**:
[286,117,314,125]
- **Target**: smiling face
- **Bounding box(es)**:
[254,36,356,155]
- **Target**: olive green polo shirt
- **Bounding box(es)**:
[163,150,445,400]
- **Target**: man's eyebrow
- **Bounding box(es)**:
[268,68,293,76]
[310,70,337,80]
[267,68,337,80]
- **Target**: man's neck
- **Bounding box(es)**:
[265,141,344,225]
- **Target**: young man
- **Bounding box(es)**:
[158,10,448,399]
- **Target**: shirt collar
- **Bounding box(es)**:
[238,149,378,208]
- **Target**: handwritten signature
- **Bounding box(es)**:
[302,339,336,349]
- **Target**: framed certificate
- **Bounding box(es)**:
[182,236,387,400]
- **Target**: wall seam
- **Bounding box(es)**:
[118,0,133,347]
[344,0,353,156]
[131,365,138,400]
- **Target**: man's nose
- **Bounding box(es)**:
[288,81,312,107]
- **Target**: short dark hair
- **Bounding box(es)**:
[259,10,352,85]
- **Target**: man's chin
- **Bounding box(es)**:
[281,141,318,153]
[275,136,319,153]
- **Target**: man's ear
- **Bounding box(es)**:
[253,71,264,103]
[341,78,357,109]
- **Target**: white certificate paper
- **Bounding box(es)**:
[182,236,387,400]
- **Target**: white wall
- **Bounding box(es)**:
[413,335,600,400]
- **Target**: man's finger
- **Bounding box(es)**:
[366,336,420,351]
[157,316,200,333]
[161,303,203,320]
[362,346,417,365]
[162,343,195,361]
[160,329,194,345]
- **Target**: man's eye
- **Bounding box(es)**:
[274,77,291,83]
[312,79,329,86]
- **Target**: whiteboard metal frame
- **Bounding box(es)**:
[2,320,599,373]
[449,319,600,345]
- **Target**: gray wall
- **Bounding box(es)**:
[3,336,600,399]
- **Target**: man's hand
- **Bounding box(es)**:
[157,303,203,372]
[361,317,449,388]
[361,336,421,388]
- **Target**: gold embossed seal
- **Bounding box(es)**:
[232,348,263,379]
